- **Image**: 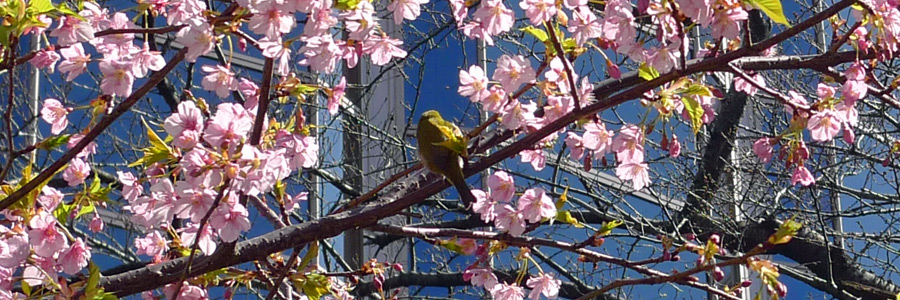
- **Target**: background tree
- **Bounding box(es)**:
[0,0,898,299]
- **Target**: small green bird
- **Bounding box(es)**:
[416,110,476,207]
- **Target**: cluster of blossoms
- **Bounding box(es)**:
[465,266,562,300]
[748,62,863,187]
[469,171,557,236]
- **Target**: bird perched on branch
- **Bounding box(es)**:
[416,110,476,207]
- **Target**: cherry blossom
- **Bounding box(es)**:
[487,170,515,202]
[464,268,499,290]
[668,134,681,157]
[130,43,166,78]
[173,182,217,223]
[0,226,29,268]
[276,130,320,169]
[67,133,98,158]
[135,231,168,260]
[569,7,602,47]
[285,192,308,212]
[210,202,251,242]
[99,58,135,97]
[616,161,651,191]
[565,133,586,160]
[63,158,91,186]
[472,0,515,37]
[491,282,525,300]
[517,187,555,223]
[519,148,546,171]
[118,171,144,202]
[167,0,206,25]
[58,238,91,275]
[482,86,509,113]
[164,282,209,300]
[58,43,91,81]
[180,222,217,255]
[448,0,467,25]
[38,186,63,211]
[259,37,293,76]
[471,189,496,222]
[328,77,347,115]
[28,211,69,258]
[299,34,342,74]
[165,101,206,149]
[791,166,815,187]
[90,215,105,232]
[40,98,69,135]
[29,50,60,73]
[494,55,536,93]
[494,204,526,236]
[459,65,490,102]
[710,4,747,39]
[339,1,376,40]
[526,273,561,300]
[519,0,556,25]
[583,122,614,156]
[203,103,254,149]
[734,73,763,96]
[249,2,295,38]
[388,0,429,24]
[178,23,217,63]
[807,109,843,142]
[50,15,95,46]
[201,65,239,99]
[363,34,407,66]
[611,124,644,163]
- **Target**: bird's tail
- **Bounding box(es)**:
[453,180,476,209]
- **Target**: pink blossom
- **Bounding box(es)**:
[544,57,578,94]
[167,0,206,25]
[448,0,467,25]
[173,181,217,222]
[471,189,496,222]
[29,50,60,73]
[203,103,254,149]
[493,55,535,93]
[38,186,63,211]
[164,282,209,300]
[488,170,515,202]
[845,62,866,81]
[817,83,836,100]
[388,0,429,24]
[180,222,217,255]
[660,135,678,159]
[276,130,320,170]
[135,231,168,259]
[568,7,602,46]
[611,124,644,163]
[239,78,260,109]
[459,65,490,102]
[99,58,135,97]
[520,148,546,171]
[472,0,514,36]
[67,133,98,158]
[0,225,29,268]
[784,91,810,117]
[178,23,217,63]
[517,187,555,223]
[615,161,651,191]
[41,98,69,135]
[710,5,747,39]
[299,34,342,74]
[127,178,178,228]
[28,211,69,257]
[50,16,95,46]
[491,282,525,300]
[249,2,295,38]
[285,192,308,212]
[99,13,136,47]
[130,43,166,78]
[165,101,206,149]
[494,204,526,236]
[328,77,346,115]
[362,34,407,66]
[58,238,91,275]
[565,133,586,160]
[259,37,293,76]
[339,1,376,40]
[544,95,574,123]
[677,0,712,25]
[58,43,91,81]
[117,171,144,202]
[734,73,763,96]
[753,137,775,163]
[63,158,91,186]
[201,65,239,98]
[210,202,251,242]
[23,256,57,287]
[519,0,556,25]
[808,109,843,142]
[791,166,815,187]
[482,86,509,113]
[842,80,867,105]
[89,215,104,232]
[646,39,682,73]
[526,273,561,300]
[464,268,499,290]
[582,122,613,156]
